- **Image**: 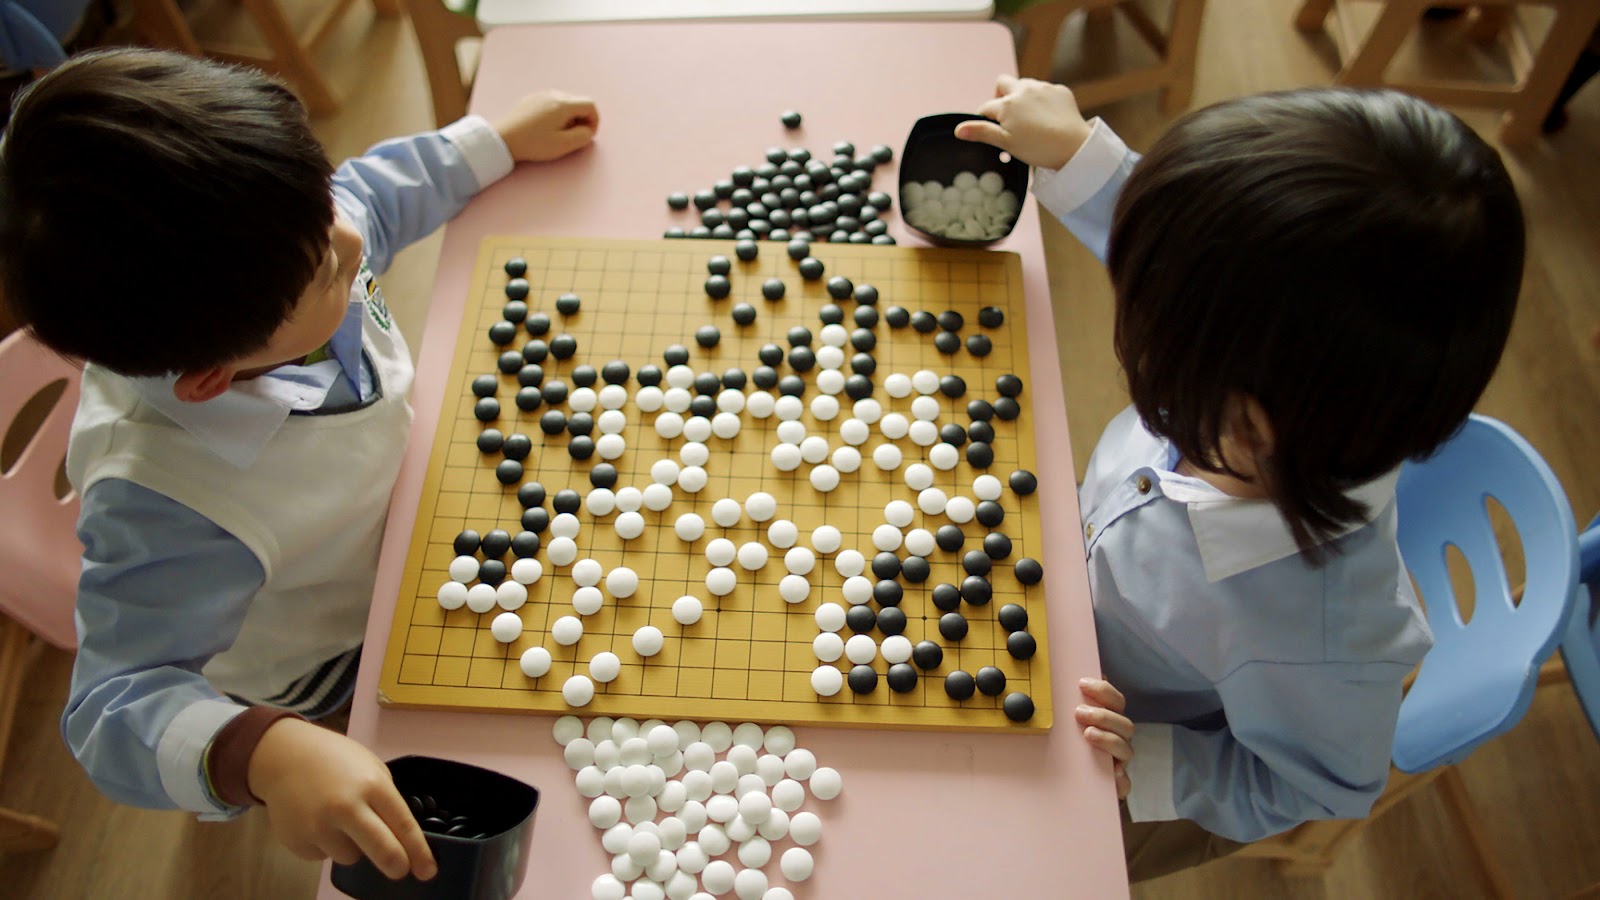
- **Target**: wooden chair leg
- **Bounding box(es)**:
[1293,0,1335,33]
[1013,1,1079,81]
[239,0,340,115]
[1158,0,1206,113]
[1497,3,1600,144]
[0,805,59,853]
[369,0,402,17]
[1464,5,1512,44]
[403,0,479,126]
[1436,767,1518,900]
[1338,0,1428,86]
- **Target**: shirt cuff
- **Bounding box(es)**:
[1029,118,1131,222]
[441,115,516,189]
[1125,722,1179,822]
[156,698,248,816]
[207,706,308,808]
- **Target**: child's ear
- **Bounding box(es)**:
[1232,395,1275,457]
[173,367,235,403]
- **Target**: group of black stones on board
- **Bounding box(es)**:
[458,127,1042,724]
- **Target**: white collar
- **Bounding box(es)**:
[127,367,335,470]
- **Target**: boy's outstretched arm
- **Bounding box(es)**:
[1078,677,1134,799]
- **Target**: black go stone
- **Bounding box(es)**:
[689,395,716,418]
[1007,631,1038,661]
[735,239,759,261]
[963,550,992,576]
[931,582,962,612]
[693,190,717,209]
[873,579,903,607]
[471,374,498,398]
[522,506,550,533]
[541,381,569,405]
[945,669,976,700]
[524,310,551,336]
[848,665,879,695]
[997,374,1025,397]
[1001,554,1041,587]
[549,334,577,360]
[664,344,691,367]
[590,463,618,489]
[517,481,546,508]
[976,666,1007,697]
[939,612,969,641]
[518,365,544,388]
[788,347,816,372]
[781,110,802,128]
[838,194,862,215]
[778,375,805,397]
[501,433,532,460]
[722,368,748,390]
[828,229,849,243]
[505,258,527,277]
[968,399,995,421]
[850,353,876,375]
[1004,692,1036,722]
[512,531,541,558]
[732,303,757,325]
[477,559,506,586]
[853,284,878,305]
[851,329,876,352]
[877,606,908,636]
[833,141,855,157]
[846,604,877,633]
[967,442,995,468]
[827,276,853,299]
[967,334,994,357]
[732,167,756,186]
[845,374,873,400]
[984,532,1014,560]
[453,529,480,555]
[502,300,528,322]
[787,326,813,347]
[696,375,722,397]
[480,529,512,558]
[715,179,735,198]
[571,365,597,388]
[556,293,581,315]
[887,663,918,693]
[568,436,595,460]
[853,306,879,328]
[994,397,1021,421]
[934,331,961,354]
[476,429,503,453]
[705,275,731,299]
[819,304,844,325]
[940,424,968,447]
[765,146,788,164]
[602,361,630,385]
[961,575,993,606]
[732,188,755,206]
[690,226,712,239]
[762,279,786,301]
[999,603,1029,632]
[504,278,530,301]
[968,421,996,444]
[495,459,522,484]
[539,410,567,435]
[474,397,500,422]
[880,307,908,330]
[872,551,902,580]
[798,258,824,280]
[911,310,937,333]
[935,525,965,553]
[664,227,685,239]
[498,351,523,374]
[912,640,944,671]
[939,375,966,398]
[865,220,889,237]
[637,364,663,387]
[702,209,725,229]
[848,232,871,244]
[976,500,1005,528]
[553,490,581,514]
[787,239,811,261]
[521,341,548,365]
[753,366,779,389]
[901,556,930,583]
[938,310,964,332]
[870,144,893,164]
[696,325,721,348]
[867,190,892,210]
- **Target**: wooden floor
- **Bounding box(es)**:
[4,1,1599,897]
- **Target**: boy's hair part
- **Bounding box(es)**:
[1107,88,1523,557]
[0,48,335,376]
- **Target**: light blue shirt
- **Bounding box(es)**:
[1033,120,1434,842]
[64,117,514,814]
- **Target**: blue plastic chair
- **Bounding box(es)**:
[1559,514,1600,740]
[0,0,91,71]
[1392,414,1580,773]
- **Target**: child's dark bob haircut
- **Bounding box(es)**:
[0,48,335,376]
[1107,88,1522,556]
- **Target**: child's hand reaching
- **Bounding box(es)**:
[248,718,437,882]
[1077,677,1134,799]
[953,75,1094,171]
[493,91,600,163]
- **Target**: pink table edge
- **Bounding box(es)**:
[476,0,995,29]
[322,21,1127,900]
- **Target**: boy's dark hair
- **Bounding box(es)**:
[1107,88,1522,557]
[0,48,334,376]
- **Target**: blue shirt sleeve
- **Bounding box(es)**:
[1028,117,1141,264]
[63,479,264,811]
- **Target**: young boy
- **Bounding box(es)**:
[0,48,599,881]
[958,77,1522,878]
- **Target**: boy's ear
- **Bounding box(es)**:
[173,367,235,403]
[1232,394,1276,457]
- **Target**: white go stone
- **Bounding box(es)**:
[738,835,771,867]
[758,808,790,841]
[815,369,845,395]
[809,464,840,492]
[918,487,949,516]
[885,499,915,527]
[598,409,627,434]
[706,538,737,566]
[552,513,581,539]
[812,632,844,663]
[490,611,522,642]
[811,525,842,554]
[614,511,646,541]
[881,634,913,664]
[737,792,773,826]
[734,869,769,900]
[737,542,768,570]
[783,748,817,780]
[712,412,742,439]
[853,398,883,424]
[655,412,685,439]
[845,633,878,665]
[660,782,688,813]
[839,418,870,445]
[590,794,623,828]
[912,369,939,395]
[607,566,640,598]
[675,513,706,542]
[766,519,798,548]
[974,473,1003,500]
[573,558,603,587]
[832,445,862,473]
[766,889,797,900]
[652,458,681,485]
[771,778,806,813]
[672,596,704,625]
[771,443,802,471]
[448,556,478,583]
[684,743,715,773]
[466,583,497,613]
[879,412,910,439]
[699,824,732,858]
[835,549,866,577]
[809,394,840,420]
[841,575,873,605]
[625,794,658,824]
[512,557,544,585]
[552,615,583,645]
[799,436,829,463]
[784,546,815,575]
[701,860,735,896]
[701,722,734,753]
[520,647,552,677]
[643,483,674,511]
[779,574,810,604]
[872,443,903,470]
[929,442,960,470]
[633,626,665,657]
[756,755,785,786]
[706,567,737,596]
[672,720,701,749]
[664,387,692,413]
[681,442,710,467]
[599,384,629,410]
[676,842,709,875]
[746,391,776,418]
[565,738,597,770]
[615,487,643,513]
[820,323,849,347]
[814,603,846,632]
[780,847,815,882]
[716,389,745,414]
[614,719,642,742]
[789,811,822,845]
[553,715,585,746]
[884,373,912,398]
[570,387,599,412]
[904,463,934,491]
[945,496,976,524]
[711,498,743,527]
[908,419,939,446]
[873,523,903,552]
[811,665,844,696]
[817,349,846,374]
[636,387,665,413]
[774,395,804,421]
[904,528,936,557]
[590,652,621,682]
[809,767,842,800]
[592,873,626,900]
[666,365,695,389]
[601,822,634,855]
[762,725,795,756]
[648,725,679,757]
[563,674,595,707]
[437,581,467,611]
[911,395,941,421]
[706,793,738,822]
[679,466,709,493]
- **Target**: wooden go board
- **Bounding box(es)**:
[379,236,1053,731]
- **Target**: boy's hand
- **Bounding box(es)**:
[248,718,437,882]
[493,91,600,163]
[954,75,1093,171]
[1077,677,1134,799]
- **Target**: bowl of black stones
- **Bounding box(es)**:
[331,756,540,900]
[898,112,1028,247]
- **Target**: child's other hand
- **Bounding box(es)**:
[248,718,437,882]
[1077,677,1134,799]
[493,91,599,162]
[954,75,1093,171]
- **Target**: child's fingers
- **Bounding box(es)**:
[344,806,416,881]
[1078,677,1127,713]
[1075,703,1134,743]
[1113,761,1131,799]
[318,827,365,867]
[370,783,438,881]
[562,99,600,130]
[1083,725,1133,762]
[953,119,1009,151]
[994,73,1020,97]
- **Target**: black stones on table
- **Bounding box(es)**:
[786,239,810,261]
[786,325,813,347]
[568,436,596,461]
[871,551,902,580]
[886,663,917,693]
[960,575,993,607]
[962,550,992,577]
[480,529,512,559]
[501,433,532,461]
[668,192,690,210]
[731,302,757,325]
[931,582,962,612]
[1003,692,1036,722]
[996,373,1025,397]
[502,300,528,323]
[975,500,1005,529]
[845,374,873,401]
[934,331,961,355]
[984,532,1014,561]
[571,364,598,388]
[1007,631,1037,661]
[941,424,968,447]
[998,604,1029,633]
[797,257,824,281]
[966,441,994,469]
[818,304,844,326]
[873,579,903,607]
[912,640,944,671]
[877,606,907,636]
[637,364,663,387]
[1015,557,1044,586]
[735,239,759,261]
[900,556,930,583]
[852,283,878,305]
[722,368,748,390]
[870,144,892,164]
[555,293,581,316]
[590,463,618,489]
[853,306,878,328]
[694,372,722,395]
[550,334,578,360]
[476,429,504,454]
[871,234,897,246]
[602,360,631,385]
[938,612,969,641]
[504,278,530,301]
[693,190,717,210]
[781,109,803,129]
[765,147,788,164]
[850,352,876,375]
[690,395,716,418]
[505,258,527,277]
[664,227,686,239]
[471,374,498,398]
[525,312,551,337]
[968,421,996,445]
[939,375,966,399]
[553,489,582,515]
[993,397,1021,421]
[541,380,569,405]
[732,166,756,186]
[522,506,550,533]
[937,310,964,332]
[752,366,779,389]
[568,412,595,436]
[517,481,546,508]
[944,669,976,701]
[521,341,549,365]
[705,275,731,299]
[966,334,993,357]
[473,397,500,422]
[935,525,965,553]
[826,276,853,300]
[848,664,878,695]
[833,141,855,158]
[968,399,995,421]
[539,410,568,435]
[511,531,541,559]
[518,365,544,388]
[846,604,876,634]
[664,344,691,367]
[478,559,506,586]
[498,351,523,374]
[884,306,910,328]
[910,310,936,333]
[787,346,816,373]
[695,324,721,348]
[495,459,522,485]
[690,226,712,239]
[865,220,889,237]
[778,374,805,396]
[850,328,876,352]
[702,209,725,229]
[453,529,480,556]
[762,278,786,301]
[975,666,1007,697]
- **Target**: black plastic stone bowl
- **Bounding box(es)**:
[331,756,540,900]
[898,112,1030,248]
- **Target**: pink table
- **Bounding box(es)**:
[321,21,1127,900]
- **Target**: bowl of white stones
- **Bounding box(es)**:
[898,112,1028,247]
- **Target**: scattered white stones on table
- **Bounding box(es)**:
[945,496,976,524]
[675,513,706,542]
[908,419,938,446]
[673,595,704,624]
[872,523,903,552]
[814,603,846,633]
[852,398,882,424]
[737,542,768,570]
[466,583,497,613]
[712,497,743,528]
[490,611,522,642]
[834,549,866,578]
[520,646,552,677]
[904,528,935,557]
[929,442,960,470]
[573,586,604,615]
[883,373,912,398]
[871,443,902,471]
[879,412,909,439]
[553,615,584,645]
[706,567,737,596]
[808,464,840,492]
[634,626,665,657]
[811,525,841,554]
[918,487,949,516]
[437,581,467,610]
[448,555,478,583]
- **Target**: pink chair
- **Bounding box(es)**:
[0,327,84,852]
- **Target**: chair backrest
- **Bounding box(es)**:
[1391,414,1578,773]
[1560,515,1600,742]
[0,328,83,649]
